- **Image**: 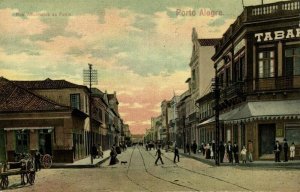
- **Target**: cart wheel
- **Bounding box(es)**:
[43,154,52,169]
[28,172,35,185]
[1,176,9,189]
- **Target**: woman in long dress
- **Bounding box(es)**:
[109,147,117,165]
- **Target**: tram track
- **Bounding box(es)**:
[125,146,152,192]
[144,147,253,192]
[147,148,253,191]
[136,146,200,191]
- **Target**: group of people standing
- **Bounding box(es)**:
[188,140,252,164]
[91,144,103,159]
[274,139,296,162]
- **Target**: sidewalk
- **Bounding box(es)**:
[178,149,300,168]
[51,150,111,168]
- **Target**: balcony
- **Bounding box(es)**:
[221,81,246,100]
[214,0,300,58]
[255,76,300,91]
[220,76,300,100]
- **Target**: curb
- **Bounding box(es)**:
[50,156,110,169]
[180,152,300,168]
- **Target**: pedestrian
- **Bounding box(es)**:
[192,140,197,154]
[98,144,103,158]
[173,146,180,163]
[212,140,216,159]
[233,142,239,164]
[290,142,295,161]
[109,146,118,165]
[247,140,253,162]
[34,149,41,171]
[210,143,214,159]
[241,146,247,164]
[155,146,164,165]
[274,140,282,162]
[283,138,289,162]
[227,141,233,163]
[91,143,98,159]
[219,141,225,163]
[201,142,205,156]
[186,143,190,154]
[205,143,211,159]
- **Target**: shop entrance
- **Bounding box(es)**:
[39,129,52,155]
[259,124,276,156]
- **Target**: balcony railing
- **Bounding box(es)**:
[255,76,300,91]
[220,76,300,99]
[221,81,246,100]
[214,0,300,56]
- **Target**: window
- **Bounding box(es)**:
[285,47,300,76]
[233,56,245,82]
[258,51,275,78]
[16,130,29,153]
[70,94,80,110]
[192,69,197,89]
[225,67,230,86]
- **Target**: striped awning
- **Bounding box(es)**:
[198,100,300,126]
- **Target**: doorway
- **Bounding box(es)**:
[259,124,276,156]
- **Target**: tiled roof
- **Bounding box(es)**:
[13,78,86,90]
[198,38,220,46]
[0,77,69,112]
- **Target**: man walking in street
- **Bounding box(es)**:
[155,145,164,165]
[174,146,180,163]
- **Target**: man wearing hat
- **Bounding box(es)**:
[274,140,282,162]
[283,138,289,162]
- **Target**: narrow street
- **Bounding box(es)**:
[4,146,300,192]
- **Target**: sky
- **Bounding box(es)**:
[0,0,287,134]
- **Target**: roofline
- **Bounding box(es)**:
[2,77,71,110]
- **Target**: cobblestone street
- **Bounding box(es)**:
[3,146,300,192]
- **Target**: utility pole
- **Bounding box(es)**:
[83,64,98,164]
[213,69,220,166]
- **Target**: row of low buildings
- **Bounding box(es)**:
[145,0,300,160]
[0,77,131,163]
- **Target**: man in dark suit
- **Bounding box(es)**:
[283,139,289,162]
[227,141,233,163]
[274,140,282,162]
[219,141,225,163]
[155,146,164,165]
[233,142,239,164]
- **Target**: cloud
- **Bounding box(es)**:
[2,0,288,134]
[0,8,48,36]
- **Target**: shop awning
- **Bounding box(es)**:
[198,100,300,126]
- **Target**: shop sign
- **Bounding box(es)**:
[255,28,300,42]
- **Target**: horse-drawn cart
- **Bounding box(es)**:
[0,156,36,190]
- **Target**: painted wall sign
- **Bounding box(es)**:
[254,28,300,42]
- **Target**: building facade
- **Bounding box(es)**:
[210,0,300,160]
[0,77,127,163]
